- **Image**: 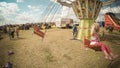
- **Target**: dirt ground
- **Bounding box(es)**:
[0,28,120,68]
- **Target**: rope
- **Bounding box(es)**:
[49,5,62,22]
[46,4,59,22]
[40,2,54,22]
[66,7,71,18]
[41,3,57,41]
[43,4,56,22]
[51,6,62,22]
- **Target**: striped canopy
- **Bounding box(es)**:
[71,0,102,19]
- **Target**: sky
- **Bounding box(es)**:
[0,0,55,25]
[0,0,77,25]
[0,0,120,25]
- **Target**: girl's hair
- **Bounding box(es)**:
[91,23,100,35]
[93,23,100,32]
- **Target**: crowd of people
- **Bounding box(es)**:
[9,26,19,40]
[0,25,20,40]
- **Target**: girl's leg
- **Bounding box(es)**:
[101,45,113,60]
[96,42,111,54]
[16,33,19,38]
[95,42,113,60]
[110,53,119,59]
[100,43,119,59]
[73,32,76,39]
[12,34,14,38]
[103,51,112,60]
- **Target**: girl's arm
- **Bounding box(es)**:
[96,33,101,42]
[91,25,95,35]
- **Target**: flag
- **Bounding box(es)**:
[33,25,45,38]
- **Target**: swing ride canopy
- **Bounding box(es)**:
[56,0,119,19]
[56,0,120,40]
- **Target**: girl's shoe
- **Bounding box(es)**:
[113,55,119,59]
[105,56,113,61]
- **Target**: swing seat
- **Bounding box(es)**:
[34,31,44,38]
[33,25,45,38]
[84,39,101,51]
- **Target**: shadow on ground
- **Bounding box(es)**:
[108,58,120,68]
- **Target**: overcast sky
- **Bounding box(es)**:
[0,0,120,25]
[0,0,53,25]
[0,0,77,25]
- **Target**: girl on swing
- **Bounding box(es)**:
[90,23,118,60]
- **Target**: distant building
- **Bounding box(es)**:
[61,18,73,28]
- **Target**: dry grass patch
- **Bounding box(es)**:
[0,28,120,68]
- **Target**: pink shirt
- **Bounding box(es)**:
[90,32,99,45]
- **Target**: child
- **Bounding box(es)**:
[90,23,118,60]
[72,24,78,40]
[9,27,15,40]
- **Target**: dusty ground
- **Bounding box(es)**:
[0,28,120,68]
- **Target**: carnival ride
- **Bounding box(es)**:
[56,0,117,49]
[56,0,116,41]
[104,12,120,30]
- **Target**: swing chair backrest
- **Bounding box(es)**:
[84,39,101,51]
[84,39,90,46]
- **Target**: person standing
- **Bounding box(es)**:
[16,28,19,38]
[9,26,15,40]
[72,24,78,40]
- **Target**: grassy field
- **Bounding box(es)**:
[0,28,120,68]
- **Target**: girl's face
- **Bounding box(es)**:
[91,23,99,35]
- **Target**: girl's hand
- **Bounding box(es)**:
[94,33,100,42]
